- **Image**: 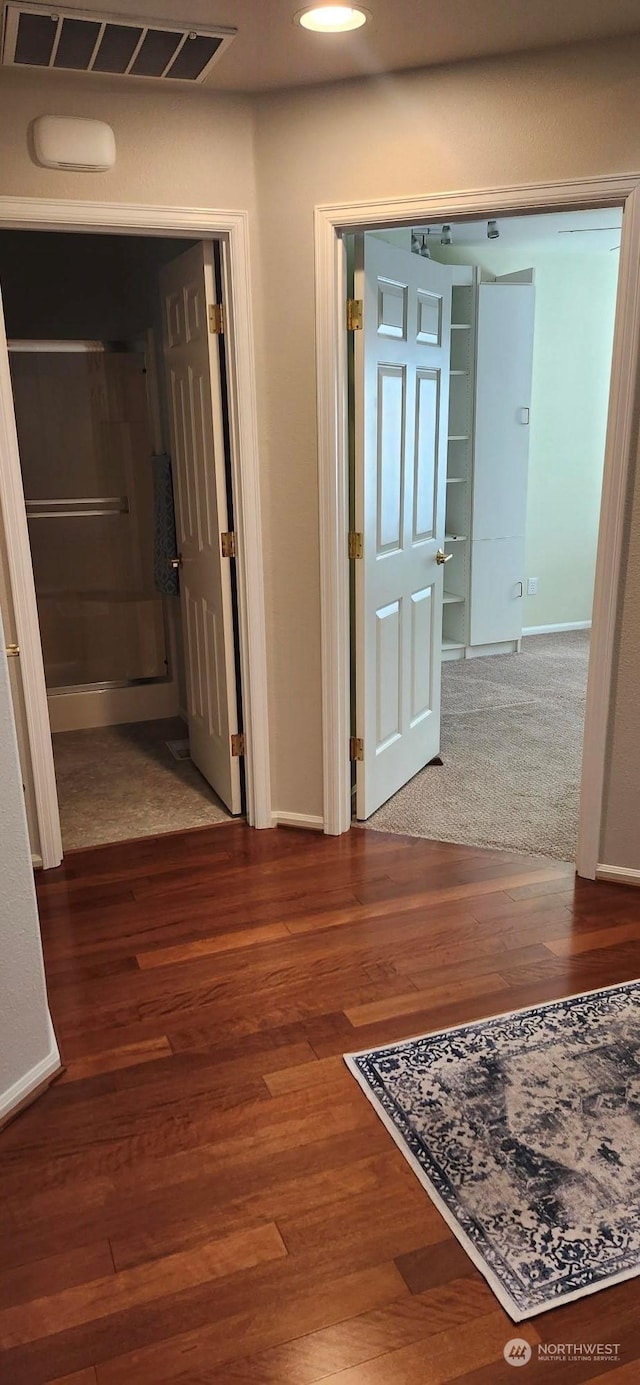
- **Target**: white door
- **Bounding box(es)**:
[354,235,452,819]
[160,243,241,815]
[473,282,536,541]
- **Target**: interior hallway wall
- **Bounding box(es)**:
[252,35,640,852]
[0,71,259,866]
[433,240,620,629]
[1,40,640,865]
[0,620,59,1117]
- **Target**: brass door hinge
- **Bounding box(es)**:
[346,298,363,331]
[5,643,20,657]
[221,531,236,558]
[209,303,225,335]
[231,732,245,757]
[349,736,364,762]
[348,531,363,560]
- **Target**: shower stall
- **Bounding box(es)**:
[9,340,170,725]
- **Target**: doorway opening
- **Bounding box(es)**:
[346,206,622,863]
[0,228,245,856]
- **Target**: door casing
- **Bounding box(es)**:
[315,174,640,878]
[0,198,272,865]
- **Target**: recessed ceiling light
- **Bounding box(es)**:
[296,6,368,33]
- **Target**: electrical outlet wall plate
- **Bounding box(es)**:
[527,577,539,596]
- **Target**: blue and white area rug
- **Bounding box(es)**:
[346,981,640,1321]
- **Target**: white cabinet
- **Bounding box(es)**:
[473,283,535,542]
[439,265,535,661]
[469,538,526,646]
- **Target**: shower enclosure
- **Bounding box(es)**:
[9,340,169,703]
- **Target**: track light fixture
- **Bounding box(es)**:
[487,220,500,239]
[441,224,452,246]
[411,231,432,259]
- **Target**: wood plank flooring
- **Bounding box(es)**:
[3,822,640,1383]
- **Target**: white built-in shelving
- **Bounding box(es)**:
[442,269,476,659]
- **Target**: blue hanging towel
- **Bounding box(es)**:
[152,453,179,597]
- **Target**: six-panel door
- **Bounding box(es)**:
[160,242,242,815]
[354,236,452,819]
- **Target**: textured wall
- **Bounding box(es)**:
[0,67,258,1111]
[252,36,640,834]
[602,439,640,868]
[0,67,257,207]
[0,38,640,868]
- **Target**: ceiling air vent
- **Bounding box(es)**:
[1,2,237,82]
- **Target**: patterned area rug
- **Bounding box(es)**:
[346,981,640,1321]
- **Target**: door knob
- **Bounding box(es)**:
[436,549,452,565]
[169,554,183,570]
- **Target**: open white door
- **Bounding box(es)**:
[354,235,452,819]
[160,243,241,815]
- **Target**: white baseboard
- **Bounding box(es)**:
[0,1017,61,1124]
[522,621,592,636]
[465,640,519,660]
[596,864,640,888]
[271,811,324,831]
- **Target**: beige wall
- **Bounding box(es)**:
[0,67,257,206]
[252,36,640,847]
[1,39,640,863]
[0,68,258,847]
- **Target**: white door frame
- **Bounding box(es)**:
[0,196,272,865]
[315,174,640,878]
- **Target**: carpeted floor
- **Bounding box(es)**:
[52,716,232,850]
[364,631,589,862]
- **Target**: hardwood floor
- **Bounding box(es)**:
[3,822,640,1383]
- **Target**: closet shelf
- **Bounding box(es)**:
[446,477,465,484]
[442,638,465,651]
[447,435,470,442]
[451,323,472,330]
[445,534,468,543]
[449,370,470,377]
[443,592,465,605]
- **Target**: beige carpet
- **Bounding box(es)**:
[363,631,589,862]
[52,716,232,850]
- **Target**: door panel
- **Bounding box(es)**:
[413,369,440,541]
[354,235,452,819]
[473,283,535,541]
[377,365,405,552]
[410,587,434,726]
[470,537,525,646]
[160,243,241,814]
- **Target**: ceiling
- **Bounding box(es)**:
[416,208,624,254]
[4,0,640,93]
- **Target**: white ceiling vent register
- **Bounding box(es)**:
[1,2,237,83]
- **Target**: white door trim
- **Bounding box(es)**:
[315,174,640,878]
[0,293,62,867]
[0,197,272,859]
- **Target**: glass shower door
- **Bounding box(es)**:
[10,342,168,692]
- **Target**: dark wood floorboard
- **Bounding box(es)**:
[2,823,640,1382]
